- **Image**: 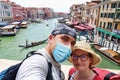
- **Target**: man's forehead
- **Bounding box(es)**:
[51,24,76,40]
[60,34,76,42]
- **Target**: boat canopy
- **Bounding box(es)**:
[21,22,27,24]
[11,22,20,25]
[105,50,119,57]
[1,25,15,30]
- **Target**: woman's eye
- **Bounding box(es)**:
[73,55,78,59]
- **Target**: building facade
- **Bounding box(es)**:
[98,0,120,43]
[0,1,12,22]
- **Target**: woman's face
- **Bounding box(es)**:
[71,49,92,72]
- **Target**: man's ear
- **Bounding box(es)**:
[48,34,54,40]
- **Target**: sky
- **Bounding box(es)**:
[10,0,91,13]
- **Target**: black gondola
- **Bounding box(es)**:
[18,39,48,48]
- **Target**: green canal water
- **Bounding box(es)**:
[0,18,120,70]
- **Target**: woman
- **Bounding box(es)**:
[68,40,120,80]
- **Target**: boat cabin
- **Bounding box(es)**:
[11,22,21,29]
[0,25,17,36]
[20,21,28,28]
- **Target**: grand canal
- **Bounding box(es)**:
[0,18,120,70]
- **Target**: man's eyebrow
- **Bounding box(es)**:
[61,35,69,38]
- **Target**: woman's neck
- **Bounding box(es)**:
[75,70,96,80]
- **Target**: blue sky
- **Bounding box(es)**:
[10,0,91,12]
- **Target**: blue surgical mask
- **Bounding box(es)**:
[52,42,72,63]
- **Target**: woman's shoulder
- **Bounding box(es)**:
[93,75,102,80]
[68,67,76,76]
[93,67,120,80]
[68,67,76,80]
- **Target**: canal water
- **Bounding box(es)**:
[0,18,119,70]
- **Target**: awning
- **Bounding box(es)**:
[84,25,94,30]
[74,26,86,30]
[96,28,120,39]
[109,32,116,36]
[80,24,94,30]
[73,21,79,25]
[114,34,120,38]
[80,24,85,27]
[96,28,110,35]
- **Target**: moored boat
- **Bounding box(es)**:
[31,18,43,23]
[0,25,18,36]
[11,22,21,29]
[94,44,120,65]
[58,19,66,23]
[20,21,28,28]
[0,21,8,28]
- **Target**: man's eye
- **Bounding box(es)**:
[62,37,68,42]
[71,42,75,46]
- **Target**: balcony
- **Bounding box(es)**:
[112,30,120,34]
[116,9,120,13]
[113,18,120,22]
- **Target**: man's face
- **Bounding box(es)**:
[53,34,76,50]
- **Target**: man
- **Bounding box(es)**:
[15,24,76,80]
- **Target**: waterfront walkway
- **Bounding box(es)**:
[0,59,120,79]
[94,35,120,54]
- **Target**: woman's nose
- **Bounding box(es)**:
[77,57,82,63]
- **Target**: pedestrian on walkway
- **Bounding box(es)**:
[68,40,120,80]
[15,24,77,80]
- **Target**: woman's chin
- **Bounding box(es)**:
[76,66,85,72]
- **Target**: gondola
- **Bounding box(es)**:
[18,39,48,48]
[94,44,120,65]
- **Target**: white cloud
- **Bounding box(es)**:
[10,0,91,12]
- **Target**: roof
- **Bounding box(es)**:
[1,25,15,30]
[84,25,94,30]
[80,24,94,30]
[11,22,20,25]
[74,25,86,30]
[21,22,27,24]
